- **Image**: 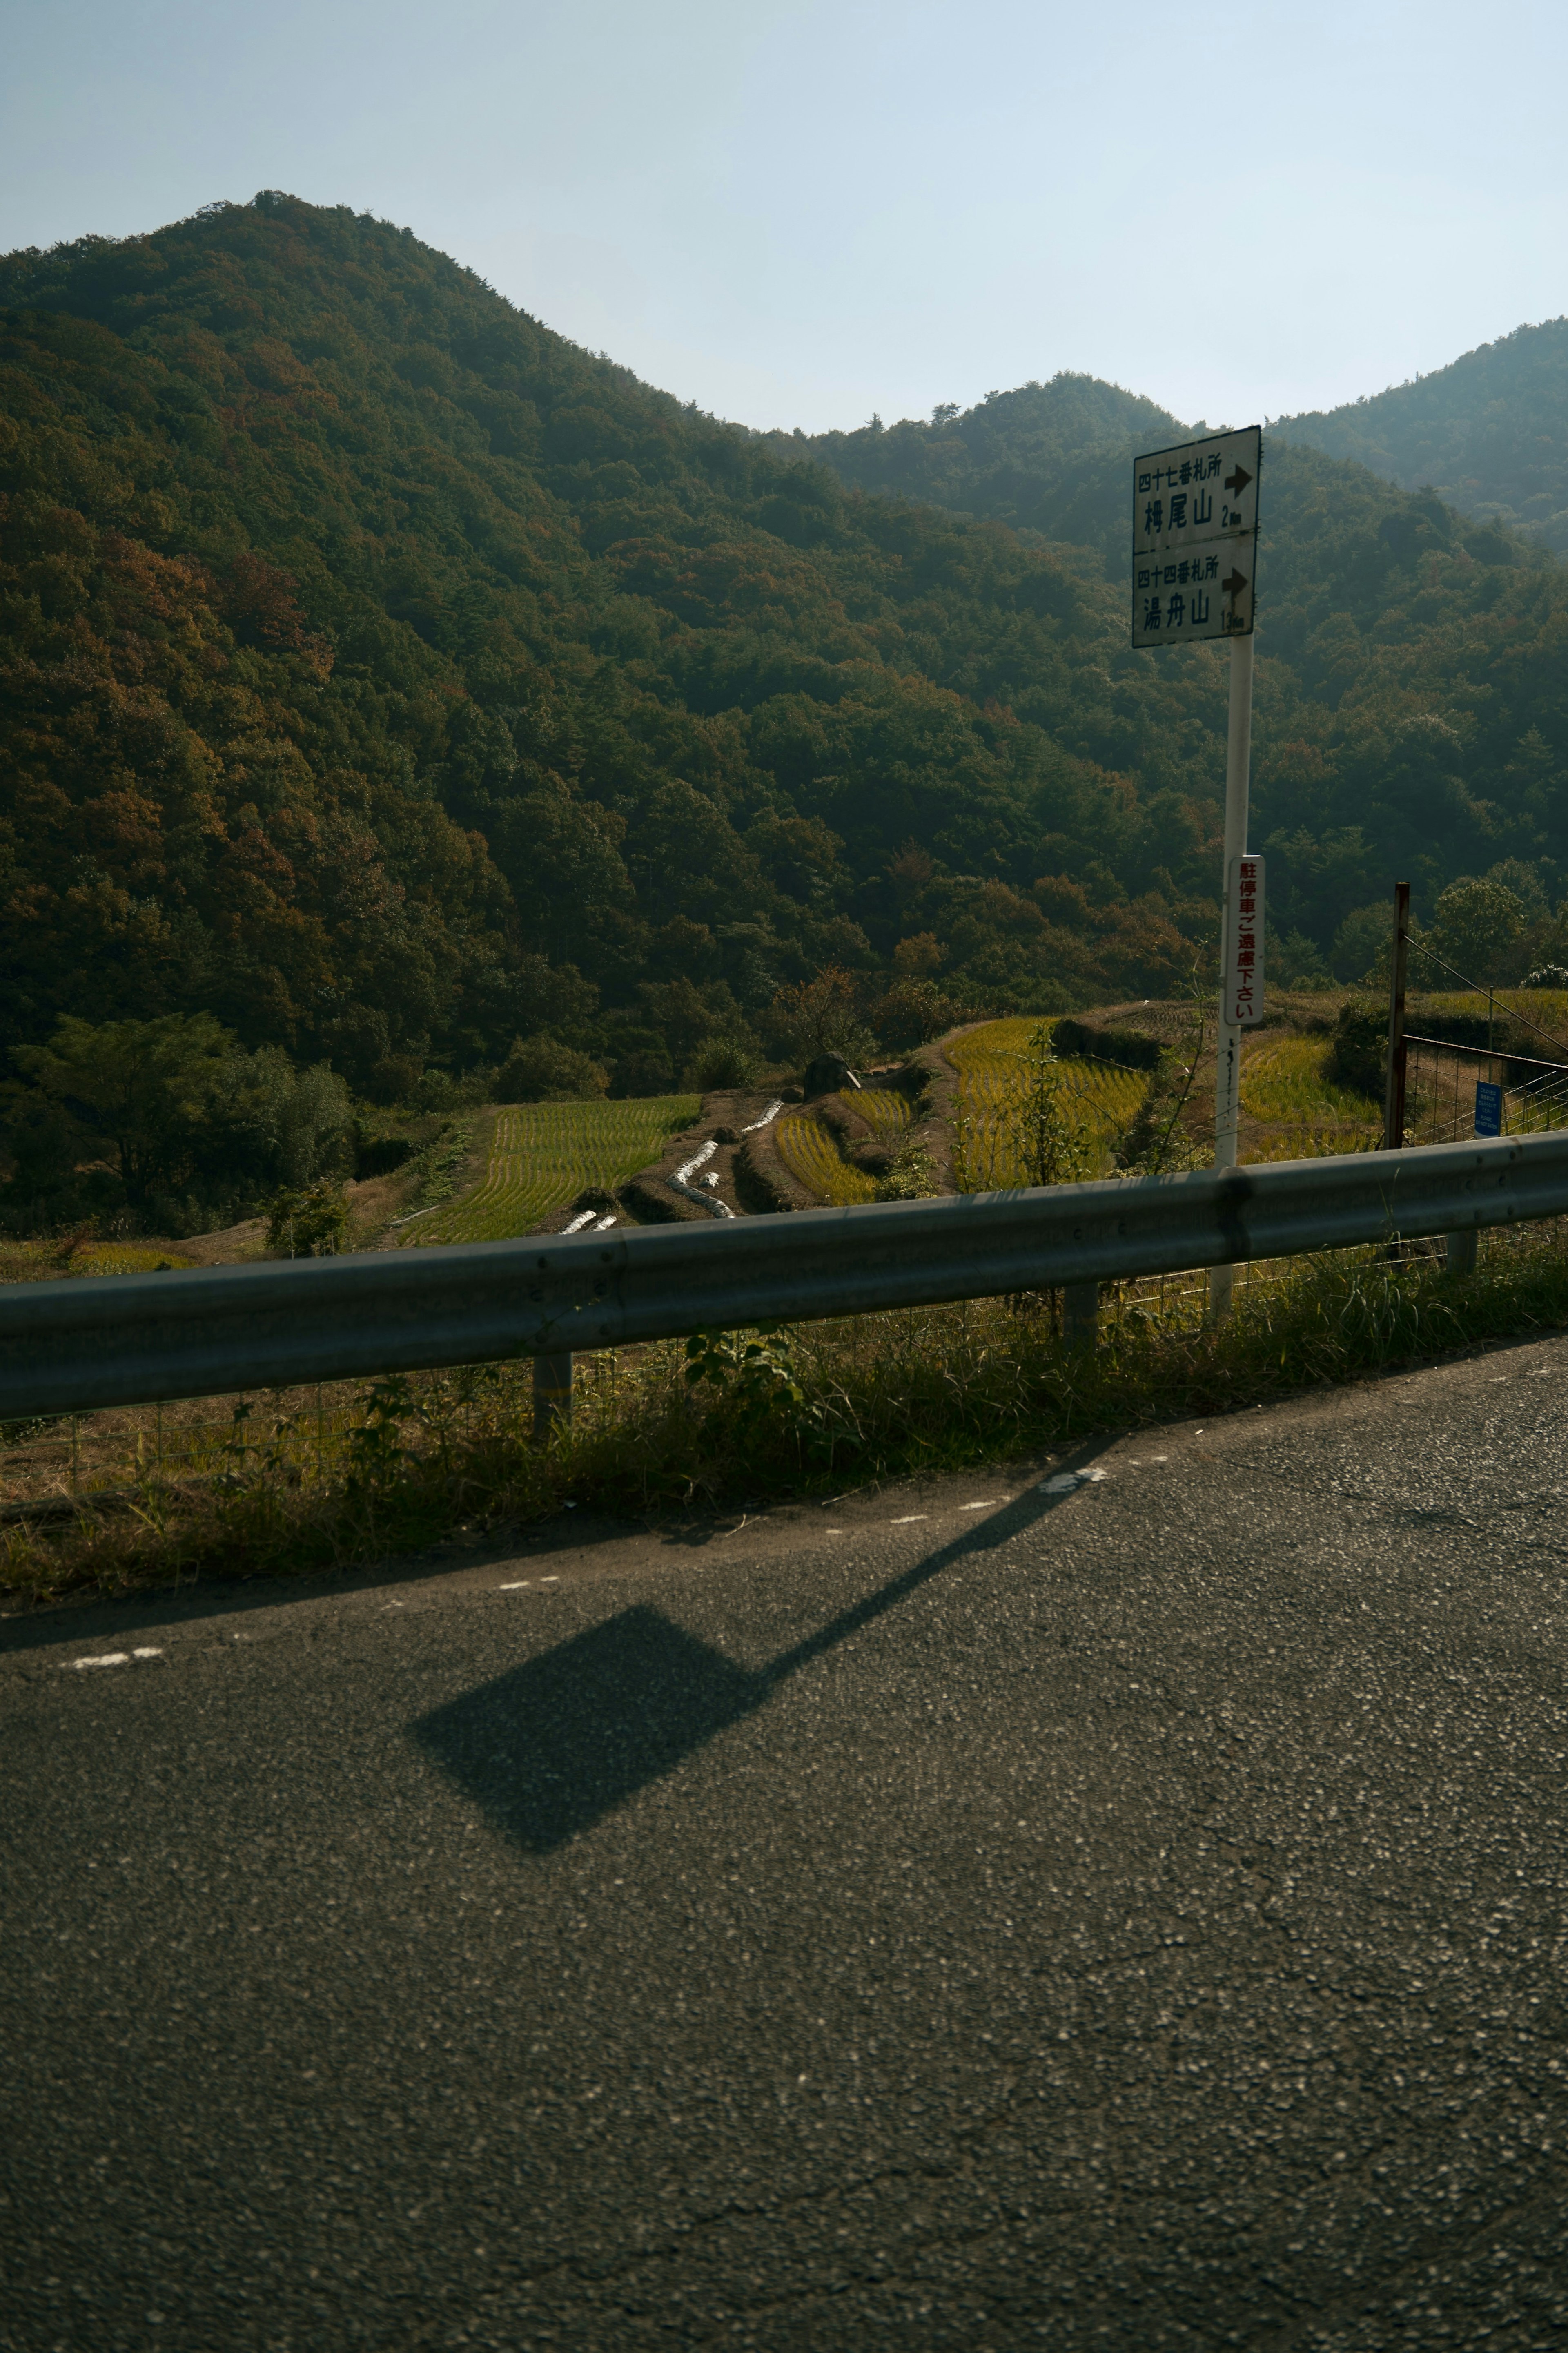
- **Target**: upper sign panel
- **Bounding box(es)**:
[1131,424,1260,647]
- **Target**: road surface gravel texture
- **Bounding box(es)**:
[4,1336,1568,2351]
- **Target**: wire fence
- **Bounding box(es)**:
[1403,1035,1568,1146]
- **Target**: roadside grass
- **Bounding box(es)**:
[409,1096,698,1243]
[5,1224,1565,1614]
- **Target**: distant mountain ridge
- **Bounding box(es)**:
[761,375,1188,565]
[1270,318,1568,557]
[766,367,1546,580]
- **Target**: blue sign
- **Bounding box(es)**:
[1474,1081,1503,1137]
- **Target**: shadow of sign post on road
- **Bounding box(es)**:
[414,1605,765,1853]
[412,1461,1109,1854]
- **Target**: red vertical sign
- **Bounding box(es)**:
[1227,854,1265,1028]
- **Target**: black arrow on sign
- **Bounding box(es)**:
[1225,464,1252,495]
[1221,568,1249,598]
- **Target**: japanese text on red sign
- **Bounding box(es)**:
[1227,854,1265,1028]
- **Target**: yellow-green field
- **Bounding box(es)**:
[854,1088,916,1143]
[772,1086,915,1206]
[1239,1033,1381,1160]
[771,1077,921,1204]
[1409,988,1568,1049]
[0,1239,199,1283]
[411,1096,698,1244]
[774,1112,879,1205]
[947,1019,1151,1187]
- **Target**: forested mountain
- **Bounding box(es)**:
[2,194,1567,1132]
[1271,319,1568,558]
[0,198,1241,1100]
[776,379,1568,966]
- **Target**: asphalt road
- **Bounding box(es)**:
[4,1334,1568,2351]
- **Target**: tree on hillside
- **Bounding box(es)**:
[12,1015,239,1207]
[768,967,876,1065]
[1422,877,1529,988]
[4,1015,351,1227]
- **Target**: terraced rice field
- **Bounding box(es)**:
[0,1240,199,1283]
[771,1086,915,1206]
[774,1112,880,1205]
[412,1096,698,1244]
[1239,1033,1381,1160]
[854,1087,916,1142]
[947,1019,1151,1187]
[1410,988,1568,1050]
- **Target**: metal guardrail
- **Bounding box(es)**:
[2,1132,1567,1421]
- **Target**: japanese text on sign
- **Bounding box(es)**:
[1131,425,1260,649]
[1226,852,1265,1028]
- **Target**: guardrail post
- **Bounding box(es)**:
[532,1351,573,1442]
[1446,1228,1479,1276]
[1064,1281,1099,1351]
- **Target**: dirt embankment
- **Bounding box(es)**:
[902,1045,962,1192]
[616,1090,800,1224]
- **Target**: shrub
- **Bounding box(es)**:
[1050,1018,1165,1071]
[684,1035,761,1091]
[354,1129,414,1178]
[1327,1000,1387,1099]
[871,978,970,1050]
[875,1140,940,1200]
[498,1032,610,1102]
[266,1180,350,1257]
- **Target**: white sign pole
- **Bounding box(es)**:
[1209,630,1255,1320]
[1129,423,1262,1320]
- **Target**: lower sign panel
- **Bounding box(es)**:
[1132,540,1255,646]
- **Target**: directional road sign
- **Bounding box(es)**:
[1132,424,1261,648]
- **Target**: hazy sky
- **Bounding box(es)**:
[4,0,1567,436]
